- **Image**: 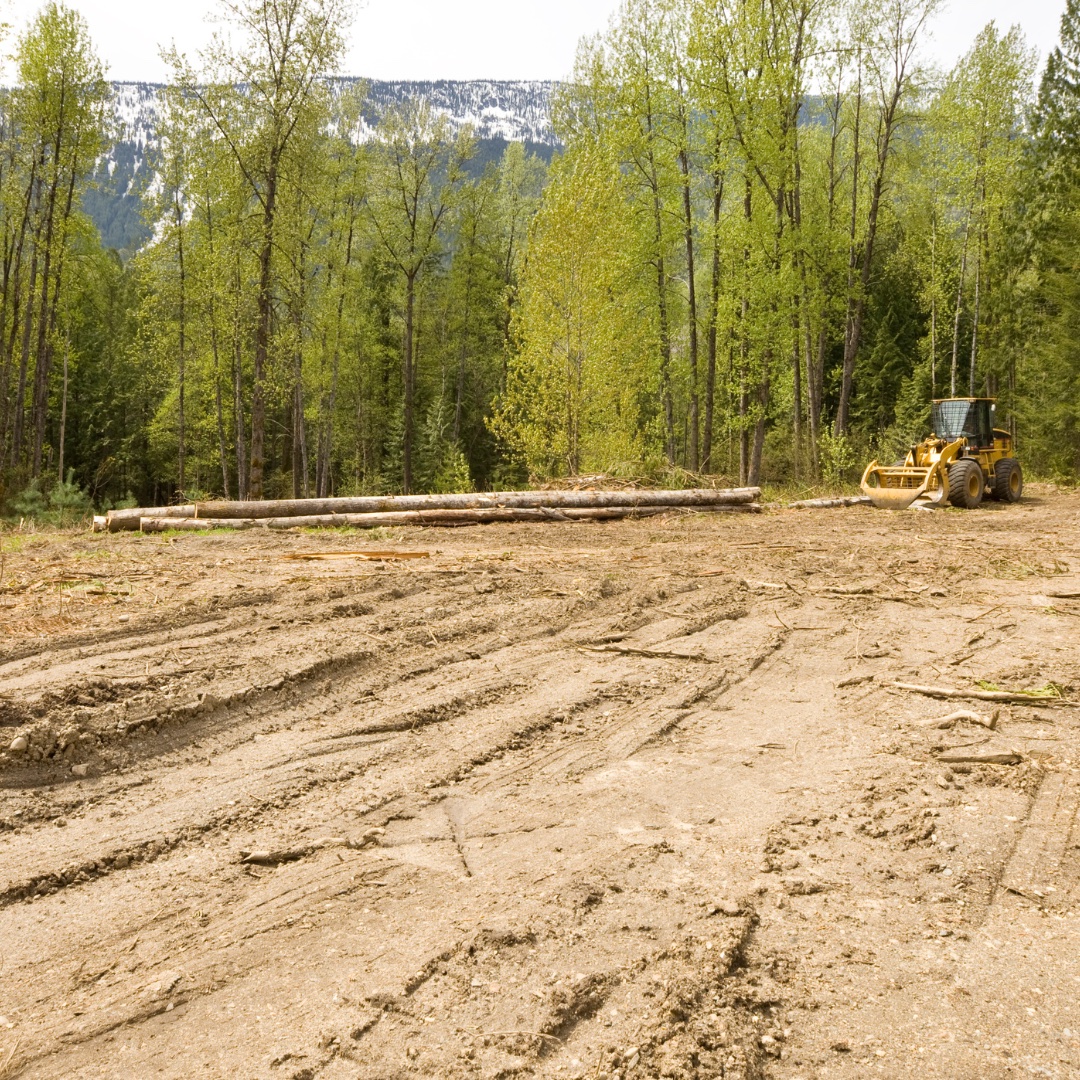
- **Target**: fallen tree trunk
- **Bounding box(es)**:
[108,487,760,531]
[139,503,761,533]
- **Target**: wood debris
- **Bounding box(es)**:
[893,682,1067,706]
[281,551,430,561]
[917,708,998,730]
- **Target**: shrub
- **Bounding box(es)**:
[7,471,93,525]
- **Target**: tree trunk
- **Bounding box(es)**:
[968,249,980,396]
[57,335,68,483]
[212,327,229,499]
[36,163,78,478]
[836,45,914,435]
[738,370,749,487]
[834,64,862,437]
[929,215,937,395]
[679,146,700,471]
[453,258,474,445]
[703,162,723,473]
[110,484,763,528]
[0,164,33,459]
[950,221,970,397]
[292,358,307,499]
[803,307,817,471]
[141,502,762,533]
[233,314,248,501]
[176,193,187,495]
[738,176,752,486]
[30,112,67,478]
[641,87,674,462]
[203,195,229,498]
[749,368,768,487]
[403,270,416,494]
[791,297,802,471]
[250,167,278,500]
[12,220,41,465]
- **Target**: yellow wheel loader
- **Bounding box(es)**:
[860,398,1022,511]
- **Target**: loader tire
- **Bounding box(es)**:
[947,459,985,509]
[992,458,1023,502]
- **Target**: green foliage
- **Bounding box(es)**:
[8,470,93,524]
[492,143,658,477]
[8,481,48,520]
[817,430,857,488]
[416,396,474,494]
[3,0,1080,510]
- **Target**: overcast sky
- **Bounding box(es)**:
[1,0,1070,83]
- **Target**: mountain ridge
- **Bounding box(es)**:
[90,79,560,252]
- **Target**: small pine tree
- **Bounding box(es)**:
[49,469,93,524]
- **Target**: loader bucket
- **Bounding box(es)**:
[860,461,946,511]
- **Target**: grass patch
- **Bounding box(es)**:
[760,481,862,503]
[987,556,1070,579]
[154,526,241,538]
[296,525,404,541]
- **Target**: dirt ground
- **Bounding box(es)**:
[1,488,1079,1080]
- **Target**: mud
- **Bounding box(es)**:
[1,488,1079,1079]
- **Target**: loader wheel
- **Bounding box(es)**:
[992,458,1023,502]
[947,459,984,508]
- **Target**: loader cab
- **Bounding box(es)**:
[931,398,995,449]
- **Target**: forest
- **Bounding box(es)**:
[1,0,1080,516]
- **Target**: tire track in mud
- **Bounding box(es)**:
[8,857,414,1070]
[3,569,734,790]
[468,628,785,794]
[0,573,782,1077]
[6,502,1080,1078]
[0,588,280,667]
[0,581,741,904]
[0,578,554,785]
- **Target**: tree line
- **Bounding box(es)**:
[498,0,1044,485]
[3,0,1080,515]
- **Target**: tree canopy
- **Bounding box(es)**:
[3,0,1080,517]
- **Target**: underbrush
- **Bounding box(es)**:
[6,472,93,527]
[2,473,138,528]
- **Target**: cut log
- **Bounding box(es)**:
[138,503,761,534]
[788,496,871,509]
[108,487,761,531]
[106,505,197,531]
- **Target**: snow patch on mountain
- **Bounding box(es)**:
[106,78,558,150]
[90,78,559,251]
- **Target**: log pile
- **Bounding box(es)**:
[96,487,763,534]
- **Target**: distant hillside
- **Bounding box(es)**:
[85,79,560,255]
